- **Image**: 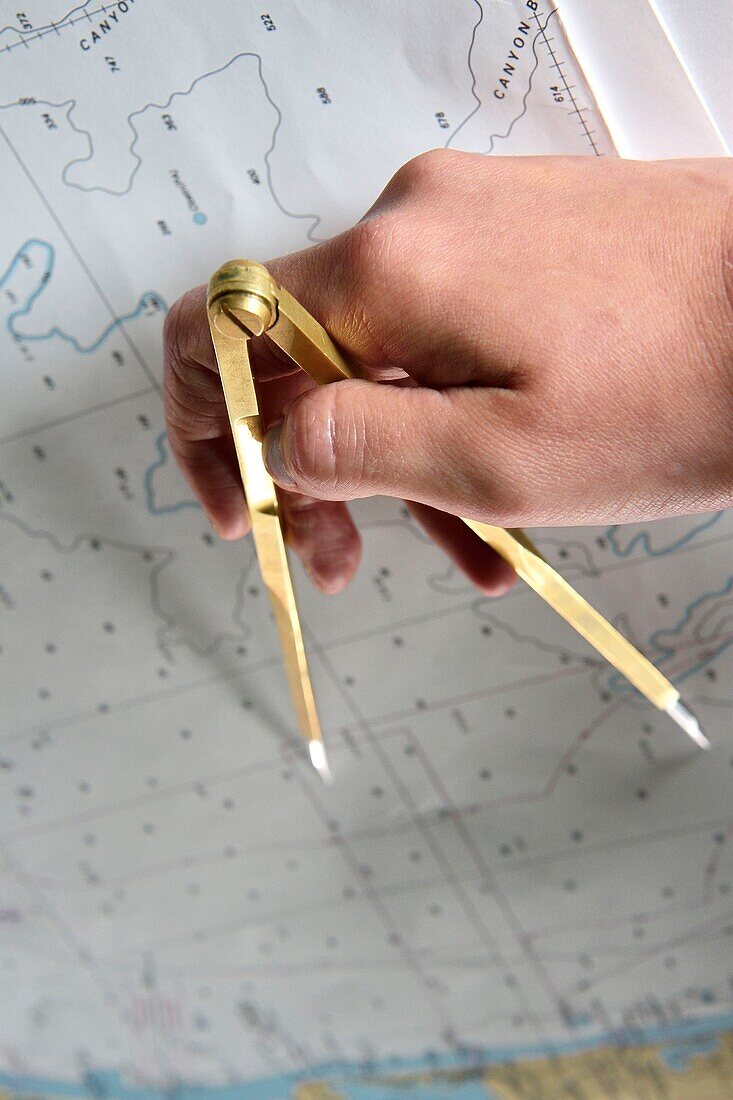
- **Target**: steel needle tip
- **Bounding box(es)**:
[309,739,333,783]
[665,698,711,750]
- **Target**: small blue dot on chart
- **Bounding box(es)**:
[193,212,207,225]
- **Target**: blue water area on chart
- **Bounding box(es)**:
[144,430,201,515]
[0,238,166,353]
[0,1012,731,1098]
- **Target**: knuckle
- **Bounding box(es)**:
[163,286,208,371]
[164,340,225,446]
[358,150,462,260]
[344,215,398,292]
[387,148,458,198]
[163,372,203,439]
[336,219,408,367]
[163,294,186,364]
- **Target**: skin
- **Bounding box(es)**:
[164,151,733,596]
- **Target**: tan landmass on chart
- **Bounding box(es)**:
[296,1084,346,1100]
[483,1030,733,1099]
[343,1031,733,1098]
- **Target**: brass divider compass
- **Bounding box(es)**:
[206,259,709,779]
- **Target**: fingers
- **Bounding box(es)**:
[407,503,515,596]
[164,286,249,536]
[163,227,523,599]
[258,372,362,593]
[164,282,362,591]
[281,493,361,593]
[261,379,523,523]
[173,434,249,540]
[163,221,419,543]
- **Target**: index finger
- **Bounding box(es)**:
[163,270,364,592]
[163,284,249,538]
[161,266,332,538]
[161,235,376,537]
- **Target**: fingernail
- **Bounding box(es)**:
[262,423,297,489]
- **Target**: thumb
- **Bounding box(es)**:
[261,379,517,520]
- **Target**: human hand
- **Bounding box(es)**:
[164,151,733,595]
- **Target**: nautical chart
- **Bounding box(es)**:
[0,2,731,1097]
